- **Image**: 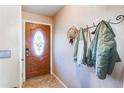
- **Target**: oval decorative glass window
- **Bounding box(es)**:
[33,31,45,56]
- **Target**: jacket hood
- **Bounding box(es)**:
[100,20,116,37]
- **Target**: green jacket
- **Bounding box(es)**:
[87,20,121,79]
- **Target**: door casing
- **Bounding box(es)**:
[21,20,52,85]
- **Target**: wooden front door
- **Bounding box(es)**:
[25,22,50,79]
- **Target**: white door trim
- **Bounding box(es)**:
[21,20,53,87]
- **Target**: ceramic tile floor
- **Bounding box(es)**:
[22,74,64,88]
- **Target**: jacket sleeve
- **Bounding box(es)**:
[96,24,115,79]
[73,35,79,62]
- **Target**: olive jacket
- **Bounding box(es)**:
[73,20,121,79]
[87,20,121,79]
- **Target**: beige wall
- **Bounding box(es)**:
[53,5,124,88]
[22,11,52,24]
[0,6,21,88]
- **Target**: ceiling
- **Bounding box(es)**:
[22,5,64,16]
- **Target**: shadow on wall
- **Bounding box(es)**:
[75,62,124,88]
[120,65,124,80]
[111,62,124,80]
[75,64,92,88]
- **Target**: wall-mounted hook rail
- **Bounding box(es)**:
[67,15,124,44]
[83,15,124,31]
[109,15,124,24]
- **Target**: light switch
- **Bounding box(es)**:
[0,50,11,58]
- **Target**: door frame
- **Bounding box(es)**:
[22,20,52,84]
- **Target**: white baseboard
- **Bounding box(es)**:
[51,72,68,88]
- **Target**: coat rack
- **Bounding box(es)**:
[83,15,124,31]
[67,15,124,44]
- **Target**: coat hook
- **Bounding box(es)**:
[108,19,111,23]
[86,25,89,29]
[108,15,124,24]
[93,22,96,27]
